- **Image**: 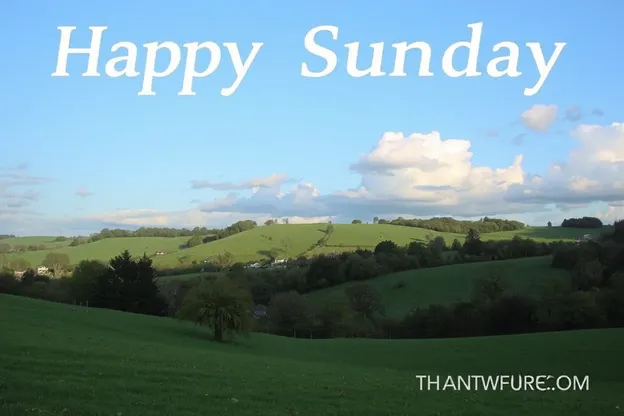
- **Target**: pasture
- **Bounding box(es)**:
[0,294,621,415]
[306,256,570,317]
[1,237,189,266]
[2,224,608,269]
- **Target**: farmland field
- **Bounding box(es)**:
[306,256,570,317]
[1,224,610,268]
[0,294,621,416]
[1,237,189,266]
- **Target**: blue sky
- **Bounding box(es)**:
[1,0,623,235]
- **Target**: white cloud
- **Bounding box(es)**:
[596,204,624,224]
[521,104,558,132]
[6,120,623,235]
[196,121,624,221]
[190,173,290,190]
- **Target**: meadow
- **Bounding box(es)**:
[1,224,606,269]
[1,236,189,266]
[306,256,570,317]
[0,294,621,416]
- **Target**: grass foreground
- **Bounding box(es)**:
[1,295,622,415]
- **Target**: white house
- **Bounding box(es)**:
[37,266,49,275]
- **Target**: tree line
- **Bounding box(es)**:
[561,216,604,229]
[376,216,525,234]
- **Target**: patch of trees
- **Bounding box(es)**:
[209,220,257,241]
[0,234,15,240]
[386,216,525,234]
[87,226,219,242]
[1,250,167,317]
[561,216,603,228]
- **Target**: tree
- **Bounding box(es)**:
[374,240,398,255]
[373,217,379,224]
[345,284,385,320]
[451,239,462,251]
[282,218,289,224]
[463,228,484,256]
[472,270,509,305]
[352,219,363,224]
[547,221,552,228]
[316,292,356,337]
[268,291,312,337]
[215,251,234,268]
[90,250,167,316]
[42,252,71,277]
[186,235,203,248]
[70,259,107,303]
[177,277,254,341]
[264,219,275,226]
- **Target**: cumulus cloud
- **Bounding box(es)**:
[190,173,290,190]
[506,122,624,205]
[193,121,624,222]
[520,104,558,132]
[596,204,624,224]
[5,119,622,235]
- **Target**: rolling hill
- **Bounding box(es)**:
[306,256,570,317]
[1,224,607,269]
[1,236,189,266]
[1,294,622,415]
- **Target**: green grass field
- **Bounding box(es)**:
[0,236,72,247]
[482,226,609,242]
[0,295,621,415]
[2,224,608,269]
[306,256,570,317]
[2,237,189,267]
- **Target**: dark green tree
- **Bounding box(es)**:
[177,277,254,341]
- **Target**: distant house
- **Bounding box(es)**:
[246,262,262,269]
[251,304,269,319]
[155,251,165,256]
[37,266,49,275]
[14,270,25,278]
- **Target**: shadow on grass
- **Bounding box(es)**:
[170,320,255,348]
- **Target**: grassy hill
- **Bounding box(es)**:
[483,226,608,242]
[1,294,622,415]
[2,224,607,269]
[306,256,570,317]
[1,237,188,266]
[152,224,466,267]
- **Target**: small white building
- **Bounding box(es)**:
[37,266,49,275]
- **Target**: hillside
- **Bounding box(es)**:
[483,226,609,242]
[1,294,622,415]
[2,224,607,268]
[152,224,465,266]
[306,256,569,317]
[1,236,189,266]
